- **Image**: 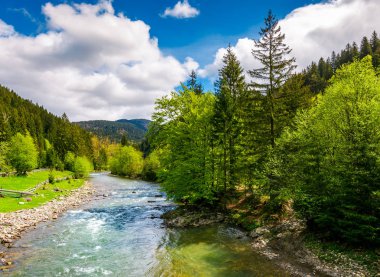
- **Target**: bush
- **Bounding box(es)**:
[73,156,93,178]
[7,133,38,175]
[142,150,160,181]
[109,146,143,178]
[48,170,55,184]
[64,151,76,171]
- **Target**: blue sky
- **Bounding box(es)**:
[0,0,378,120]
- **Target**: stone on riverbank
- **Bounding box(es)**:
[0,182,95,248]
[162,206,225,228]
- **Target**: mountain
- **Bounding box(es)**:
[75,119,151,142]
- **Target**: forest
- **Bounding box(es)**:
[146,12,380,247]
[0,11,379,251]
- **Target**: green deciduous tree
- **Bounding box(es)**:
[270,57,380,246]
[150,89,215,203]
[7,133,38,174]
[109,146,144,178]
[64,151,76,172]
[0,141,11,173]
[142,149,161,181]
[73,156,93,178]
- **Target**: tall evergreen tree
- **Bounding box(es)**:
[370,31,379,53]
[360,36,372,59]
[249,10,296,147]
[370,31,380,68]
[186,70,203,95]
[213,46,246,191]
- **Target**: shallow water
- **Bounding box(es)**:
[6,173,288,276]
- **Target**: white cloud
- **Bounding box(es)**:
[0,20,15,37]
[202,0,380,79]
[0,1,197,121]
[162,0,200,19]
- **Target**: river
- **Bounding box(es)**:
[6,173,288,276]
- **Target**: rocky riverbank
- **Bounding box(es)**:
[162,207,376,276]
[0,181,96,271]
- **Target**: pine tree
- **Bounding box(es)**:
[186,70,203,95]
[121,133,128,146]
[249,10,296,147]
[213,46,246,191]
[360,36,372,59]
[351,42,359,59]
[370,31,380,68]
[370,31,379,53]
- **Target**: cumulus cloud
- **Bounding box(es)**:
[0,1,197,121]
[162,0,200,19]
[0,20,14,37]
[202,0,380,79]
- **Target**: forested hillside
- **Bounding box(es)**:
[0,85,93,171]
[147,12,380,248]
[76,119,150,142]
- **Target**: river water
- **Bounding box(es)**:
[6,173,288,276]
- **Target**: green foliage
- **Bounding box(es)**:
[150,90,216,204]
[7,133,38,174]
[73,156,93,179]
[48,170,55,184]
[109,146,144,178]
[271,57,380,246]
[64,151,76,171]
[0,141,11,173]
[142,149,161,181]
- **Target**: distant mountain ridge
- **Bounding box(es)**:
[75,119,150,142]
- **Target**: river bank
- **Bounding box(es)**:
[0,181,96,271]
[162,206,378,276]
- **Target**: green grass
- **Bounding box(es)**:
[0,170,73,191]
[0,178,85,212]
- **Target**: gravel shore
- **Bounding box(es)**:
[0,181,95,249]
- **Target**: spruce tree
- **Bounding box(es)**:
[370,31,379,53]
[186,70,203,95]
[213,46,246,191]
[360,36,372,59]
[249,10,296,147]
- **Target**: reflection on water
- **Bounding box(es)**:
[7,173,287,276]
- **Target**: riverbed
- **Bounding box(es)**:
[5,173,288,276]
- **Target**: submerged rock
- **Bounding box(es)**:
[162,206,225,228]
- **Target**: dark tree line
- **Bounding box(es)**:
[304,31,380,93]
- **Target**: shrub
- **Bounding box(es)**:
[64,151,76,171]
[73,156,93,178]
[142,150,160,181]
